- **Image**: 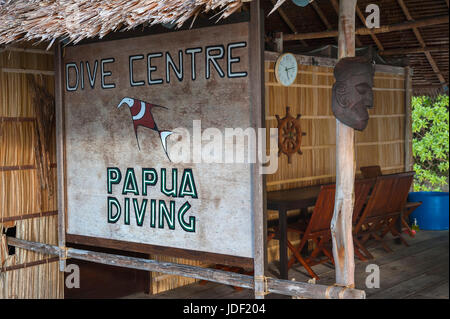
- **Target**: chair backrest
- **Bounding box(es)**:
[360,165,382,179]
[353,178,376,224]
[386,171,415,214]
[305,184,336,237]
[355,172,415,231]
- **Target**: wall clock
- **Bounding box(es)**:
[275,53,298,87]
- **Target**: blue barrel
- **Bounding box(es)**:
[407,192,449,230]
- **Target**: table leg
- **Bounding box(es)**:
[278,208,288,280]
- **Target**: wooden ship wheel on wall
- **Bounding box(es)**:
[276,106,306,164]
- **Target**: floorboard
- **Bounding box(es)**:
[123,230,449,299]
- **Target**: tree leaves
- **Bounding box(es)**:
[412,95,449,192]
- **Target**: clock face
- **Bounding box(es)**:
[275,53,298,87]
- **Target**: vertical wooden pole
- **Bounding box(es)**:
[404,66,413,172]
[250,0,266,299]
[54,41,66,272]
[330,0,357,288]
[274,32,284,53]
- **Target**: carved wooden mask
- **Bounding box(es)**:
[332,57,375,131]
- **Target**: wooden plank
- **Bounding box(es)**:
[2,257,59,272]
[269,0,308,48]
[54,41,66,271]
[331,0,357,288]
[7,236,366,299]
[379,45,449,56]
[1,68,54,76]
[66,233,254,268]
[283,15,449,41]
[264,51,405,75]
[404,67,413,172]
[250,0,266,299]
[0,210,58,223]
[0,47,54,55]
[409,281,449,299]
[307,232,449,296]
[396,0,447,86]
[355,4,384,51]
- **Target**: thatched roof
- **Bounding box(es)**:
[0,0,244,45]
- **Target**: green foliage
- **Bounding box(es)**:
[412,94,449,192]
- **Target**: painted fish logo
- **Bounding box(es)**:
[117,97,173,161]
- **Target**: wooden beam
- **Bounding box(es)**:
[7,237,366,299]
[1,68,54,76]
[269,0,308,47]
[0,46,54,55]
[379,45,449,56]
[283,15,449,41]
[250,0,266,300]
[331,0,357,288]
[404,67,413,173]
[396,0,447,86]
[54,41,66,272]
[311,1,333,30]
[273,32,283,53]
[355,5,384,51]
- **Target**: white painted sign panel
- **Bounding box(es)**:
[63,23,254,259]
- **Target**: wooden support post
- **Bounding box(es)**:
[404,67,413,172]
[7,237,366,299]
[273,32,283,53]
[54,41,66,272]
[330,0,357,288]
[250,0,267,299]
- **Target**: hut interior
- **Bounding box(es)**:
[0,0,448,298]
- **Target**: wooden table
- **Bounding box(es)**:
[267,185,323,279]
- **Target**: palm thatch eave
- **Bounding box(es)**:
[0,0,247,46]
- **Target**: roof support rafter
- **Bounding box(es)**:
[355,4,384,51]
[396,0,447,86]
[283,15,449,40]
[269,0,308,47]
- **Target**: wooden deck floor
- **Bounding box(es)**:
[125,230,449,299]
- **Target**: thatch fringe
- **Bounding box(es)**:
[0,0,244,45]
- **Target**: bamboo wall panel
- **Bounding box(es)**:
[149,255,210,294]
[265,61,406,193]
[265,59,407,263]
[0,45,62,298]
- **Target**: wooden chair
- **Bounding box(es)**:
[352,178,376,261]
[360,165,382,179]
[353,172,414,260]
[284,184,336,280]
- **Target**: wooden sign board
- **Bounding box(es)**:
[62,23,256,266]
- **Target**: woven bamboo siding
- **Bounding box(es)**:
[149,256,209,294]
[0,45,62,298]
[265,58,406,262]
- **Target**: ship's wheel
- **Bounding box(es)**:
[276,106,306,164]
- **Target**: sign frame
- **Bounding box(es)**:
[55,16,265,272]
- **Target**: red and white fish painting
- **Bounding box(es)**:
[117,97,173,161]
